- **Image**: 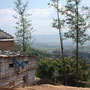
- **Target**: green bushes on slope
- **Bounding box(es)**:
[36,58,90,87]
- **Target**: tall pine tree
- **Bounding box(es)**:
[63,0,90,78]
[49,0,67,85]
[14,0,33,52]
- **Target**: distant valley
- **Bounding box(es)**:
[32,34,90,52]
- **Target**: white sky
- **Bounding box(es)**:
[0,0,90,36]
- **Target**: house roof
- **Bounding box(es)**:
[0,29,14,39]
[0,50,36,58]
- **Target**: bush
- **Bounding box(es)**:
[36,58,90,86]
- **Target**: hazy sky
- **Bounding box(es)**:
[0,0,90,36]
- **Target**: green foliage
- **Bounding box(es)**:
[49,0,67,85]
[29,48,52,61]
[14,42,22,52]
[14,0,33,52]
[36,58,90,86]
[14,42,31,53]
[64,0,90,45]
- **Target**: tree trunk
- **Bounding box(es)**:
[22,15,25,52]
[75,0,79,76]
[56,0,67,85]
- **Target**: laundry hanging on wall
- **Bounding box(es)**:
[13,58,25,69]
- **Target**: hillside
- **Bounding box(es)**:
[1,84,90,90]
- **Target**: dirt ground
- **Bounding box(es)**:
[1,84,90,90]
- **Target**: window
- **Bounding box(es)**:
[9,63,14,68]
[24,61,28,64]
[23,75,28,82]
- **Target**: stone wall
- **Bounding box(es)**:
[0,55,36,88]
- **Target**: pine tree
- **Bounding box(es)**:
[63,0,90,78]
[14,0,33,52]
[49,0,67,85]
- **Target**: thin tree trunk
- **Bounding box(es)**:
[56,0,67,85]
[75,0,79,76]
[23,27,25,52]
[22,15,25,52]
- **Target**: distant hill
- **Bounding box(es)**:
[32,34,90,52]
[31,34,90,63]
[32,34,75,52]
[34,34,72,44]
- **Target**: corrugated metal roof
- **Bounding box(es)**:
[0,29,14,39]
[0,50,36,58]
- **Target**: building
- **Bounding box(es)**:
[0,53,36,88]
[0,30,36,88]
[0,29,14,50]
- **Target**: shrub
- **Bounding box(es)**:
[36,58,90,86]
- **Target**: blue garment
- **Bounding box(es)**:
[13,58,25,69]
[13,58,20,68]
[21,61,25,69]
